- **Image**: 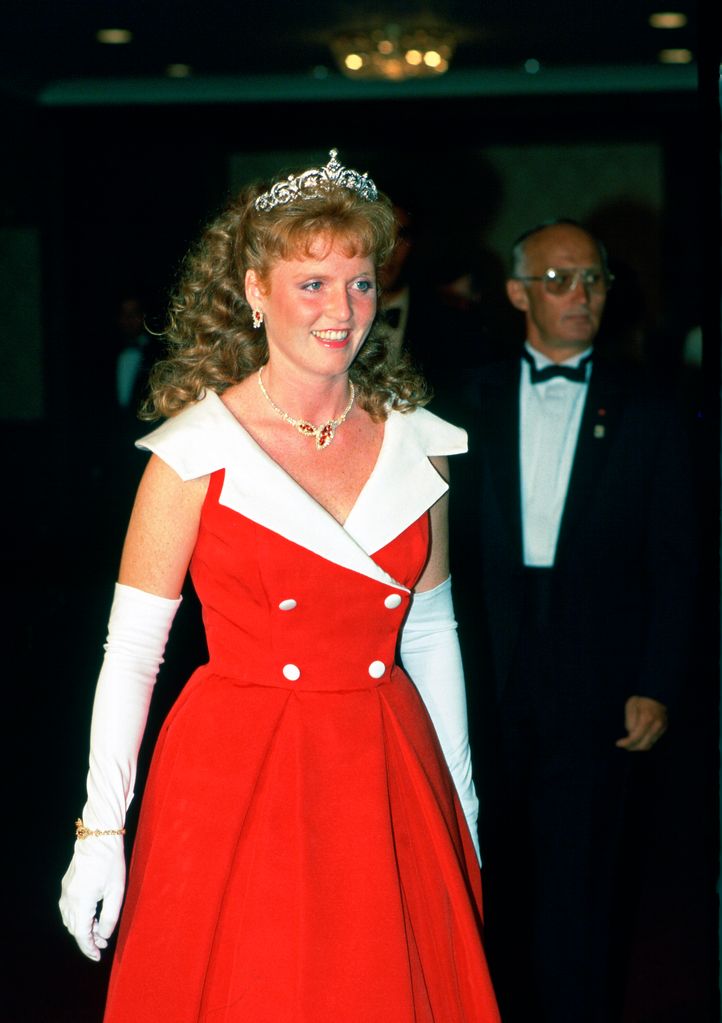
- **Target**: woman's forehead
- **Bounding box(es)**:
[269,245,375,277]
[282,229,369,261]
[266,230,376,271]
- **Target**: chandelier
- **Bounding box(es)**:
[330,23,455,81]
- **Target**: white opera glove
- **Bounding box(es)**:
[59,583,181,961]
[400,576,481,865]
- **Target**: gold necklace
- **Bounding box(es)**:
[257,366,355,451]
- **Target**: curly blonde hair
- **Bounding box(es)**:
[142,171,430,421]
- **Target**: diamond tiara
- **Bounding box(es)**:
[254,149,378,212]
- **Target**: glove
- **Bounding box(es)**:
[400,576,481,864]
[59,583,181,960]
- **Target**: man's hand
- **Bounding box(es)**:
[615,695,668,752]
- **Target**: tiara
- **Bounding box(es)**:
[254,149,378,212]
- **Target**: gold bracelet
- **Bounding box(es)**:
[75,818,126,840]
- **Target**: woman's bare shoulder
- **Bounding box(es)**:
[118,455,209,598]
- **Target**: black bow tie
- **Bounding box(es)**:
[522,349,592,384]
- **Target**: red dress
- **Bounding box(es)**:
[104,393,499,1022]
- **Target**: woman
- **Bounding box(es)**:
[60,150,499,1022]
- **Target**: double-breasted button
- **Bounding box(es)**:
[278,599,297,611]
[282,663,301,681]
[384,594,402,609]
[368,660,386,679]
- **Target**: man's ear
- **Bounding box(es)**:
[506,278,529,312]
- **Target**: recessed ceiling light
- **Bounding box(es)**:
[166,64,192,78]
[658,47,693,63]
[649,12,688,29]
[96,28,133,45]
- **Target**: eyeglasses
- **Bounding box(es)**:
[513,267,614,295]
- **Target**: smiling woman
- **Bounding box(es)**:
[59,150,501,1023]
[144,155,427,423]
[245,244,376,378]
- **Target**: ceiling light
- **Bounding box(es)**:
[649,12,688,29]
[96,28,132,45]
[658,47,693,63]
[331,23,455,81]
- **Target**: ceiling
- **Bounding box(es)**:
[1,0,699,105]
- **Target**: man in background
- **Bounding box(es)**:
[456,220,697,1021]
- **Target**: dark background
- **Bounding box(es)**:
[1,2,719,1020]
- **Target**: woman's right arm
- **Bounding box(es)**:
[119,453,210,597]
[59,455,209,960]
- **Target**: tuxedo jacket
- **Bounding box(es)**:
[451,354,697,712]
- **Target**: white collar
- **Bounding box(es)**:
[137,390,466,592]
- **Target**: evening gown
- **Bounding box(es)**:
[103,390,500,1022]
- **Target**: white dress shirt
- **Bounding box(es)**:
[520,342,593,567]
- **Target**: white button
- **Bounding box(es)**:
[278,599,297,611]
[282,663,301,681]
[384,594,402,609]
[368,660,386,679]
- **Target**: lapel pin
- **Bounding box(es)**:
[594,424,605,439]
